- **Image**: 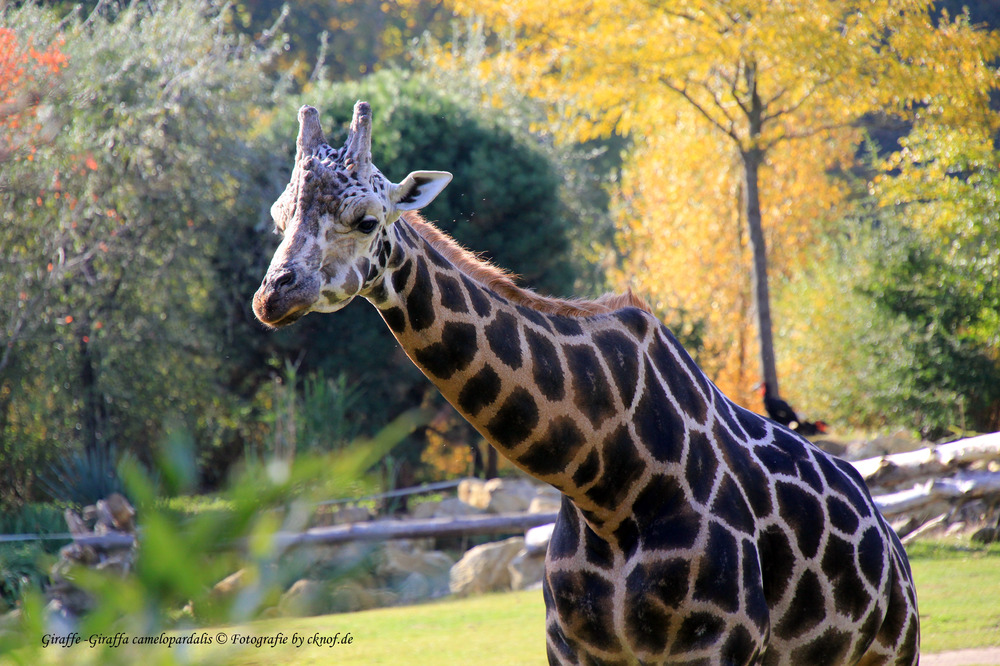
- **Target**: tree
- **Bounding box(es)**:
[434,0,1000,405]
[225,0,453,83]
[0,26,66,164]
[0,1,283,506]
[861,116,1000,434]
[774,115,1000,436]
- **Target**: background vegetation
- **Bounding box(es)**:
[1,0,999,550]
[1,1,999,660]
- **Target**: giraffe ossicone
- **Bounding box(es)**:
[253,102,919,666]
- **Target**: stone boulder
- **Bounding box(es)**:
[528,494,561,514]
[377,540,454,602]
[331,505,373,524]
[312,503,373,527]
[485,478,539,513]
[460,477,555,514]
[458,478,490,509]
[449,537,525,596]
[508,548,546,590]
[327,580,398,614]
[508,522,554,591]
[293,541,379,583]
[409,499,442,520]
[429,497,484,518]
[212,568,248,598]
[396,572,432,604]
[850,429,926,460]
[379,541,455,579]
[277,578,327,617]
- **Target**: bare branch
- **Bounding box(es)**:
[761,76,832,126]
[763,119,852,152]
[660,76,743,146]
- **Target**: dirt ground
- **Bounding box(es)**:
[924,647,1000,665]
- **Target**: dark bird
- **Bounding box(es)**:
[761,384,800,428]
[760,384,829,436]
[795,420,829,436]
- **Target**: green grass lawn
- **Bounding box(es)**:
[200,590,547,666]
[16,537,1000,665]
[190,537,1000,663]
[907,538,1000,653]
[207,537,1000,663]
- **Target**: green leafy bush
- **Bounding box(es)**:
[0,0,287,500]
[0,503,67,611]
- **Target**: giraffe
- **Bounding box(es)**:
[253,102,920,665]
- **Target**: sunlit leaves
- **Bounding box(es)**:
[0,1,285,495]
[778,113,1000,434]
[430,0,1000,407]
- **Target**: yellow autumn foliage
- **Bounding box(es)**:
[615,112,855,404]
[416,0,1000,409]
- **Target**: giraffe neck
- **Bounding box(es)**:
[364,217,714,531]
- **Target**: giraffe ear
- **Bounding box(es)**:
[392,171,452,211]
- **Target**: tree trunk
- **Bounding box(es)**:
[852,432,1000,492]
[741,147,779,397]
[486,445,498,480]
[737,59,780,399]
[78,327,102,457]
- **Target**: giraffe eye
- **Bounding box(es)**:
[357,215,379,234]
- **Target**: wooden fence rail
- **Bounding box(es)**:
[271,511,560,550]
[0,512,561,551]
[6,432,1000,549]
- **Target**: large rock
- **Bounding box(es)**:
[850,429,926,460]
[295,541,377,580]
[528,494,561,514]
[378,542,454,581]
[396,572,432,604]
[277,579,327,617]
[377,541,454,603]
[331,505,373,524]
[461,477,555,514]
[484,478,538,513]
[508,547,546,591]
[212,568,249,597]
[458,478,489,509]
[311,503,373,527]
[430,497,483,518]
[449,537,525,596]
[327,581,397,614]
[409,499,441,520]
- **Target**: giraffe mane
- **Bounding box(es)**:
[403,212,651,318]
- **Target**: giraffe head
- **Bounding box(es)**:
[252,102,452,327]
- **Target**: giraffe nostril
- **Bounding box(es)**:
[271,270,297,290]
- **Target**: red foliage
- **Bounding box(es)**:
[0,27,68,160]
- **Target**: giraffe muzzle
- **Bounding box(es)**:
[252,269,318,328]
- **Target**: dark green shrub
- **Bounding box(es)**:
[239,70,595,476]
[0,503,67,611]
